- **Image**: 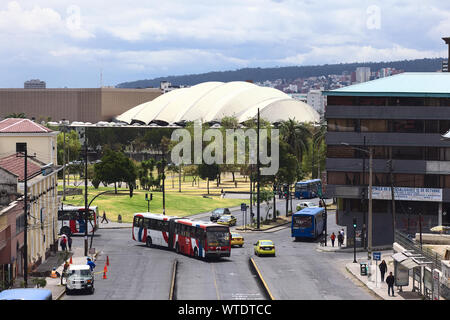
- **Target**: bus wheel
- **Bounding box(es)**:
[146,237,152,248]
[61,227,71,236]
[194,248,198,258]
[175,243,180,254]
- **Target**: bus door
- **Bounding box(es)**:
[168,219,176,249]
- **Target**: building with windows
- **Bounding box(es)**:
[324,72,450,247]
[0,119,60,283]
[355,67,371,83]
[24,79,46,89]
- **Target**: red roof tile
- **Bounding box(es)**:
[0,118,53,133]
[0,154,42,182]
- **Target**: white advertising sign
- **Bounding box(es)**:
[371,186,442,202]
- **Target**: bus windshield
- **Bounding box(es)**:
[293,215,312,228]
[206,229,230,246]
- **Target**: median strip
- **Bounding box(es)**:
[249,257,275,300]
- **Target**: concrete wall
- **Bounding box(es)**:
[0,88,162,123]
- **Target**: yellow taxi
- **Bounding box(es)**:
[216,214,237,226]
[230,232,244,247]
[254,240,275,257]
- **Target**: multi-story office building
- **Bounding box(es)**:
[355,67,371,83]
[24,79,46,89]
[307,89,326,114]
[324,72,450,247]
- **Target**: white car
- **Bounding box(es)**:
[296,201,318,211]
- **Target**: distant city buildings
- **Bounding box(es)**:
[307,89,326,114]
[355,67,371,83]
[254,66,404,96]
[24,79,46,89]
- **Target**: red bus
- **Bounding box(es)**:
[58,205,99,236]
[132,213,231,259]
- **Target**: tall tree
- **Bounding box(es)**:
[278,119,311,163]
[198,163,220,195]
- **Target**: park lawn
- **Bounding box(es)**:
[61,188,247,223]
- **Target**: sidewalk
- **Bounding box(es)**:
[34,247,99,300]
[344,251,424,300]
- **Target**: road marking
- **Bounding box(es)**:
[211,263,221,300]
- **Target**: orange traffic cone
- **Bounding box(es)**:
[103,271,107,279]
[106,256,109,266]
[69,256,73,264]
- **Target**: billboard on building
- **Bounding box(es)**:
[371,186,442,202]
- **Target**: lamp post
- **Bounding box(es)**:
[341,143,373,262]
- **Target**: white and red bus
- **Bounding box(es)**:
[132,212,231,259]
[58,205,99,236]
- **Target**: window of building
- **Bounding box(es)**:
[327,119,356,132]
[392,147,423,160]
[326,146,355,158]
[424,120,439,133]
[361,119,388,132]
[440,120,450,134]
[389,119,424,133]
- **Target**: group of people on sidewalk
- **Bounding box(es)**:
[330,229,345,247]
[59,234,72,251]
[379,259,396,297]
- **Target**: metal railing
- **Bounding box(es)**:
[395,230,444,271]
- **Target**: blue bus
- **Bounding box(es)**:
[0,288,52,300]
[291,207,325,240]
[294,179,321,199]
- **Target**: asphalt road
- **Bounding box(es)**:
[62,197,373,300]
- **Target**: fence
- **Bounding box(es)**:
[395,230,449,299]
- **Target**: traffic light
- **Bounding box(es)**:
[353,217,357,229]
[360,188,366,199]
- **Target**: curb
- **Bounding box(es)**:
[52,250,100,300]
[345,265,384,300]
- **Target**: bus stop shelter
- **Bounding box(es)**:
[392,251,432,296]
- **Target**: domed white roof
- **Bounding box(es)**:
[115,81,320,125]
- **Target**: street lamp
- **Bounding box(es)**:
[341,142,373,263]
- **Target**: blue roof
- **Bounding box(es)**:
[293,207,324,216]
[324,72,450,97]
[296,179,321,184]
[0,288,52,300]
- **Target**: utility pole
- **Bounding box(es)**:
[62,120,67,201]
[368,146,373,263]
[162,150,166,215]
[387,158,396,243]
[16,143,36,287]
[84,128,89,257]
[362,136,366,249]
[256,108,261,230]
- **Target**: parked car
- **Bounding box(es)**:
[65,264,94,294]
[210,208,231,222]
[217,214,237,226]
[296,201,317,212]
[254,240,276,257]
[231,232,244,247]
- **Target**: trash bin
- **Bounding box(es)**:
[360,262,368,276]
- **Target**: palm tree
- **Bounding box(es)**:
[310,122,327,179]
[278,119,311,164]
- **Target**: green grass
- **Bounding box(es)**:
[61,187,247,223]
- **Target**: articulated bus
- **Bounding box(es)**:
[58,205,99,236]
[132,212,231,259]
[291,207,325,240]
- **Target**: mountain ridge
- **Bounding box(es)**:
[116,57,446,88]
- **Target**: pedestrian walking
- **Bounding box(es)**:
[60,235,67,251]
[386,272,395,296]
[330,232,336,247]
[61,260,70,285]
[101,211,109,224]
[337,233,343,247]
[67,236,72,251]
[379,260,387,282]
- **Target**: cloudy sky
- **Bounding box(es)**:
[0,0,449,88]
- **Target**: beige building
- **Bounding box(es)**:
[0,118,58,165]
[0,87,162,123]
[0,118,60,277]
